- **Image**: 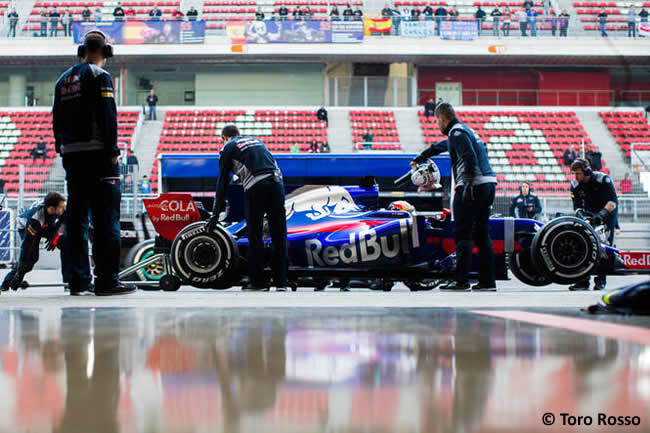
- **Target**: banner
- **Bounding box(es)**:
[73,20,205,44]
[640,22,650,37]
[237,20,363,43]
[364,17,392,34]
[440,20,477,40]
[400,20,436,37]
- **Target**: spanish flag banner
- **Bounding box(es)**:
[364,17,392,34]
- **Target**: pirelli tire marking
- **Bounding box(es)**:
[170,222,238,289]
[532,217,600,284]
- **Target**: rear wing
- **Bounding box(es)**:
[143,193,203,241]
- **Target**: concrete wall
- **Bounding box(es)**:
[195,64,323,106]
[0,81,9,107]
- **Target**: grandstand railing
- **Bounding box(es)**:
[418,88,650,107]
[328,77,416,107]
[492,194,650,222]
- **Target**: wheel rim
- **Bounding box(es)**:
[550,232,588,269]
[140,250,165,281]
[183,236,221,274]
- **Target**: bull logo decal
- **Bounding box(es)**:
[285,186,363,221]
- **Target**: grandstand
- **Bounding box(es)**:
[0,109,141,194]
[420,110,599,195]
[600,110,650,159]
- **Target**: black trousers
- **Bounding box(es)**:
[63,152,121,291]
[452,183,496,284]
[244,177,287,288]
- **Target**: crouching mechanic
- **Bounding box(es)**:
[206,125,288,292]
[510,182,542,219]
[1,192,67,292]
[569,158,618,291]
[411,102,498,292]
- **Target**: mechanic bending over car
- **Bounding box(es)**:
[412,102,498,292]
[1,192,67,292]
[510,182,542,219]
[206,125,288,292]
[569,158,618,291]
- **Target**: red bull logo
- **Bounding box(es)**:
[621,252,650,269]
[306,219,410,266]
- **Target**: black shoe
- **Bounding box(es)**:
[95,284,136,296]
[19,281,29,290]
[568,283,589,291]
[275,287,288,292]
[439,281,471,291]
[1,282,9,292]
[242,286,269,292]
[593,281,606,291]
[472,282,497,292]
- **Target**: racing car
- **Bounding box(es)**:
[120,160,650,291]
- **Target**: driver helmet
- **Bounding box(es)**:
[411,160,441,189]
[388,200,415,213]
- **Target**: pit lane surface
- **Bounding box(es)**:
[0,270,648,433]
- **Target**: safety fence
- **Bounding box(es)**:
[492,194,650,221]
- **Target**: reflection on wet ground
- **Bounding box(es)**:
[0,308,648,433]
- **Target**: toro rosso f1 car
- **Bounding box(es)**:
[120,160,650,291]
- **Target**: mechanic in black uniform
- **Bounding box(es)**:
[206,125,287,292]
[569,158,618,291]
[412,103,498,291]
[1,192,67,292]
[52,30,134,296]
[509,182,542,219]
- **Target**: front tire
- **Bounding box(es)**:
[530,217,601,285]
[170,222,239,289]
[508,249,552,286]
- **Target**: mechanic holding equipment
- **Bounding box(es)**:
[412,103,498,292]
[569,158,618,291]
[206,125,288,292]
[52,30,134,296]
[510,182,542,219]
[1,192,67,292]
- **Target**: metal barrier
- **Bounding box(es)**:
[492,194,650,222]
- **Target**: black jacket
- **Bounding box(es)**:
[17,201,64,264]
[53,62,119,157]
[562,150,576,166]
[414,119,496,187]
[570,171,618,225]
[510,192,542,218]
[215,136,281,204]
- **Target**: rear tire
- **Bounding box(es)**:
[508,249,552,287]
[170,222,239,289]
[124,240,166,287]
[530,217,601,285]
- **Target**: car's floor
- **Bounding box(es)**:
[0,270,649,433]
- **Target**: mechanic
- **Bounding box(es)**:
[52,30,134,296]
[509,182,542,219]
[1,192,67,292]
[569,158,618,291]
[412,102,497,292]
[206,125,287,292]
